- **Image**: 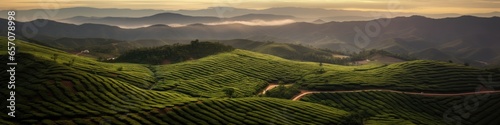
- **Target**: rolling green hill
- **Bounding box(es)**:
[219,39,334,57]
[5,16,500,66]
[218,39,353,65]
[219,39,415,65]
[300,60,500,93]
[33,37,175,59]
[301,91,500,125]
[152,49,319,97]
[1,37,499,124]
[152,48,500,95]
[0,38,352,124]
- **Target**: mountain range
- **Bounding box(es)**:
[2,7,499,22]
[61,13,296,28]
[1,15,500,66]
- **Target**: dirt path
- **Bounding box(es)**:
[75,51,84,56]
[258,84,293,95]
[292,89,500,101]
[259,84,279,95]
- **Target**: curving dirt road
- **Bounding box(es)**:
[291,89,500,101]
[258,84,279,95]
[258,84,293,95]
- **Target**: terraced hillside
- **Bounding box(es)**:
[2,37,500,124]
[219,39,334,58]
[300,60,500,93]
[153,49,331,97]
[152,49,404,97]
[0,38,351,124]
[300,91,500,125]
[218,39,354,65]
[18,37,182,59]
[153,49,500,96]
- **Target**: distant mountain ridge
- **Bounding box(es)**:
[0,7,167,21]
[1,15,499,66]
[61,13,297,27]
[3,7,499,22]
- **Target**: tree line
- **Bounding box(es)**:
[114,40,234,64]
[283,49,416,66]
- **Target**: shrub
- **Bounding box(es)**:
[117,67,123,71]
[265,84,300,99]
[222,87,235,98]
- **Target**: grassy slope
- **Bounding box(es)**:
[153,49,375,97]
[155,49,500,96]
[0,38,350,124]
[1,38,499,124]
[219,39,333,57]
[24,37,174,58]
[217,39,352,64]
[301,60,500,92]
[301,91,500,125]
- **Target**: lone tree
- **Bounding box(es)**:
[51,54,59,62]
[318,62,325,73]
[117,67,123,71]
[340,110,370,125]
[191,39,199,45]
[278,80,285,85]
[222,87,235,98]
[66,58,75,66]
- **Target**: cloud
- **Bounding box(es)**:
[6,0,499,14]
[205,19,296,26]
[115,19,296,29]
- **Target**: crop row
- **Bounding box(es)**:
[301,91,500,125]
[0,54,196,124]
[302,60,500,93]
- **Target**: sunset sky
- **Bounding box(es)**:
[3,0,500,14]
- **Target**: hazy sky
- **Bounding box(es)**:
[3,0,500,14]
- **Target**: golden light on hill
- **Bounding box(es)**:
[2,0,499,14]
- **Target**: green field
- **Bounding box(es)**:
[1,37,499,124]
[300,91,500,125]
[154,48,500,96]
[301,60,500,92]
[0,38,352,124]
